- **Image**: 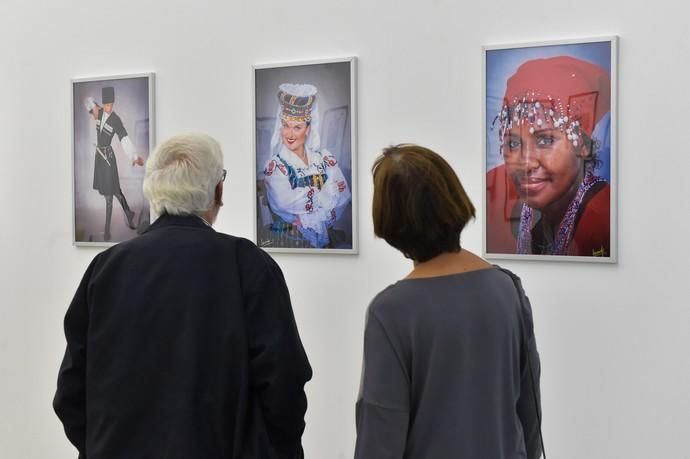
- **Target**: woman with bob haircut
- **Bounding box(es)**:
[355,144,543,459]
[54,133,312,459]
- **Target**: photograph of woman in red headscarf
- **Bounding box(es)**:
[484,38,617,262]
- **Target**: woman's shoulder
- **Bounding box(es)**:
[573,181,611,256]
[367,268,526,343]
[577,180,610,226]
[366,281,413,321]
[580,181,610,226]
[490,265,524,290]
[311,148,340,166]
[586,181,610,209]
[370,267,512,313]
[263,154,289,177]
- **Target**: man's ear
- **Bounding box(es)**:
[215,182,224,207]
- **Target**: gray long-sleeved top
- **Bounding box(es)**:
[355,266,542,459]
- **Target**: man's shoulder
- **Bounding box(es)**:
[106,111,123,124]
[100,229,277,274]
[164,226,261,253]
[213,232,279,268]
[108,224,248,253]
[215,232,260,252]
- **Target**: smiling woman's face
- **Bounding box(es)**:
[504,126,585,211]
[281,120,310,156]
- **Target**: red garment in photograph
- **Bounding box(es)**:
[486,164,610,257]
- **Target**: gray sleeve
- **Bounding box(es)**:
[515,289,543,459]
[498,267,543,459]
[354,311,410,459]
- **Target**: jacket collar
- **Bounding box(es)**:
[143,213,215,234]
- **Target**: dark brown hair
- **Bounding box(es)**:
[371,144,476,262]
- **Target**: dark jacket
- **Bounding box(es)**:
[54,214,312,458]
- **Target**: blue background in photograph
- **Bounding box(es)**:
[486,41,612,180]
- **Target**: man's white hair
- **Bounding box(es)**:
[143,133,224,216]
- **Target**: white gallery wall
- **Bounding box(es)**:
[1,0,689,457]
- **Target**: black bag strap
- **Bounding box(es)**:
[503,269,546,458]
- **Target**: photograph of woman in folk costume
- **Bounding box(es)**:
[485,40,615,260]
[254,60,355,252]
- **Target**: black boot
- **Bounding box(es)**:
[115,191,136,229]
[104,195,113,241]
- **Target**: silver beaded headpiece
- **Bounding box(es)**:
[493,91,586,153]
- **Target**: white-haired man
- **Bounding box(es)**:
[54,133,312,458]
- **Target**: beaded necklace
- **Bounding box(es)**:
[517,170,606,255]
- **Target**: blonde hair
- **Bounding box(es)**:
[143,133,224,216]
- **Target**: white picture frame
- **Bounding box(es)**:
[252,57,358,254]
[72,73,155,247]
[482,37,618,263]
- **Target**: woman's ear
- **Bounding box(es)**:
[576,137,593,160]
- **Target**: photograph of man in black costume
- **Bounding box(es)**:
[85,86,145,241]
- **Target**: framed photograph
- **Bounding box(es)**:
[253,57,357,254]
[483,37,617,263]
[72,73,154,246]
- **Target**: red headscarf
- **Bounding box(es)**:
[503,56,610,136]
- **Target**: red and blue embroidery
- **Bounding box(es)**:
[305,189,315,212]
[324,155,338,167]
[265,160,276,176]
